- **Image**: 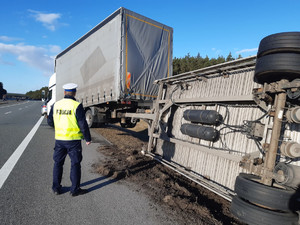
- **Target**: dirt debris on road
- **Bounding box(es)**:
[92,121,244,225]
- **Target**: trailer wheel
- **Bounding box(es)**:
[234,173,299,212]
[230,196,299,225]
[257,32,300,57]
[120,118,137,128]
[254,53,300,84]
[85,109,94,128]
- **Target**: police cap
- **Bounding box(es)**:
[63,83,78,92]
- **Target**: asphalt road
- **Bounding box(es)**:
[0,101,179,225]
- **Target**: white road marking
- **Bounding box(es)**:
[0,116,44,189]
[5,111,12,114]
[0,101,29,109]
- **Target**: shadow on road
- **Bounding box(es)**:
[58,176,118,194]
[82,176,118,192]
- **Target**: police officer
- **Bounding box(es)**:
[47,83,91,196]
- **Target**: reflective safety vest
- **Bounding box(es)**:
[53,98,84,140]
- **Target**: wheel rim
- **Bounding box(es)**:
[86,112,92,127]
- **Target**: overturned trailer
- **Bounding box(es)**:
[128,32,300,225]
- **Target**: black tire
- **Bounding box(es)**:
[258,32,300,57]
[120,118,137,128]
[230,196,299,225]
[254,53,300,84]
[235,173,299,212]
[120,122,136,128]
[85,109,94,128]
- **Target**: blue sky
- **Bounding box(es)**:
[1,0,300,94]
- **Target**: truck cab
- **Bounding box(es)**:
[46,73,56,115]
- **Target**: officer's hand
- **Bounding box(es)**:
[86,141,91,145]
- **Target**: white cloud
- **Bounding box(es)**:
[49,45,62,54]
[0,42,56,75]
[236,48,258,55]
[0,36,22,42]
[28,9,61,31]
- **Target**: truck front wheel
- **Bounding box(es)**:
[85,109,94,128]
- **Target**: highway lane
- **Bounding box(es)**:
[0,101,43,168]
[0,101,179,225]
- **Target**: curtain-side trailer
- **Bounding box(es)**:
[47,7,173,128]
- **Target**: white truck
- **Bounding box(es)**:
[47,7,173,128]
[47,73,56,113]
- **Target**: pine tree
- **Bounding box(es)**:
[172,52,242,75]
[226,52,234,61]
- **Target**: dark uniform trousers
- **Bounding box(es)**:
[52,140,83,193]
